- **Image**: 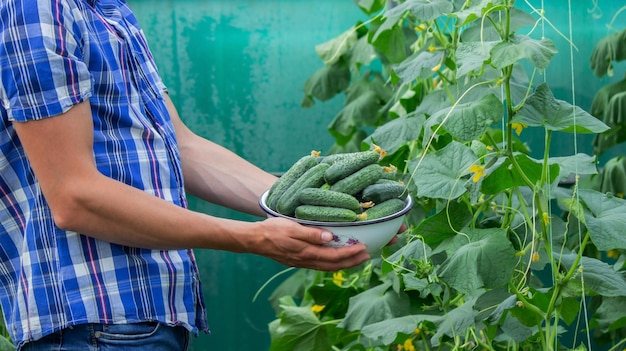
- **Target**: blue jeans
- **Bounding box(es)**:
[18,322,190,351]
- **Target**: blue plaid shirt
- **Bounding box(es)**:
[0,0,208,346]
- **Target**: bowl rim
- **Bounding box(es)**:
[259,189,413,227]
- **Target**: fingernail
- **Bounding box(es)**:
[321,231,333,242]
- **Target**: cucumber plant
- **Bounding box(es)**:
[266,1,626,351]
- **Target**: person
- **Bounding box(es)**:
[0,0,399,350]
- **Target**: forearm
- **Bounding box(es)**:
[55,171,260,250]
[179,135,277,217]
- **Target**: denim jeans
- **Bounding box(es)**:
[18,321,190,351]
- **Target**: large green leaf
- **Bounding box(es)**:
[387,0,454,22]
[557,253,626,297]
[513,83,610,134]
[430,301,476,346]
[491,34,557,70]
[575,189,626,250]
[315,28,358,65]
[365,113,424,155]
[393,51,444,83]
[329,90,381,143]
[415,200,473,246]
[453,0,504,26]
[408,141,477,199]
[360,314,441,345]
[455,41,497,78]
[549,153,598,183]
[354,0,386,15]
[481,153,560,194]
[436,228,517,294]
[302,61,351,106]
[269,296,332,351]
[338,282,410,331]
[589,297,626,333]
[429,93,503,142]
[371,22,407,64]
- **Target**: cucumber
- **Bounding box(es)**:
[323,150,380,184]
[330,163,383,196]
[267,155,319,210]
[362,181,408,203]
[298,188,362,212]
[295,205,357,222]
[276,163,330,216]
[357,198,407,221]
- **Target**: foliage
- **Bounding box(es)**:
[267,1,626,350]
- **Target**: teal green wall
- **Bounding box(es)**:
[127,1,625,350]
[127,1,362,350]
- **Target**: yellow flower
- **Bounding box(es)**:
[404,338,416,351]
[607,249,620,259]
[431,63,441,72]
[428,45,435,52]
[310,150,321,157]
[511,122,527,136]
[486,145,494,151]
[413,328,421,335]
[532,252,540,262]
[468,164,486,183]
[311,304,325,313]
[415,23,426,32]
[618,192,624,198]
[333,271,344,286]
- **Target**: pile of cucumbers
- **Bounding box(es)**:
[266,149,409,222]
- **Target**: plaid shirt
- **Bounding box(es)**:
[0,0,208,346]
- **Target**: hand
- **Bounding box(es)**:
[254,217,371,271]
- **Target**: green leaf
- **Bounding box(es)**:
[365,114,424,155]
[353,0,385,15]
[315,28,358,65]
[350,36,377,69]
[408,141,477,199]
[576,189,626,250]
[370,23,407,64]
[338,282,410,331]
[497,315,535,343]
[386,0,454,22]
[302,62,351,106]
[436,228,517,294]
[453,0,504,26]
[481,154,560,194]
[393,51,443,83]
[329,90,381,143]
[415,200,473,246]
[491,34,557,70]
[549,153,598,183]
[269,296,332,351]
[455,41,497,78]
[513,83,610,134]
[589,296,626,332]
[557,253,626,297]
[429,94,503,142]
[361,314,440,345]
[430,301,476,347]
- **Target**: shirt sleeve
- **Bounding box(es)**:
[0,0,93,122]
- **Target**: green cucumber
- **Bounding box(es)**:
[267,155,318,210]
[295,205,357,222]
[362,181,408,203]
[298,188,362,212]
[357,198,407,221]
[323,150,380,184]
[276,163,330,216]
[330,163,383,196]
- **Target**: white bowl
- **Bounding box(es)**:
[259,190,413,253]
